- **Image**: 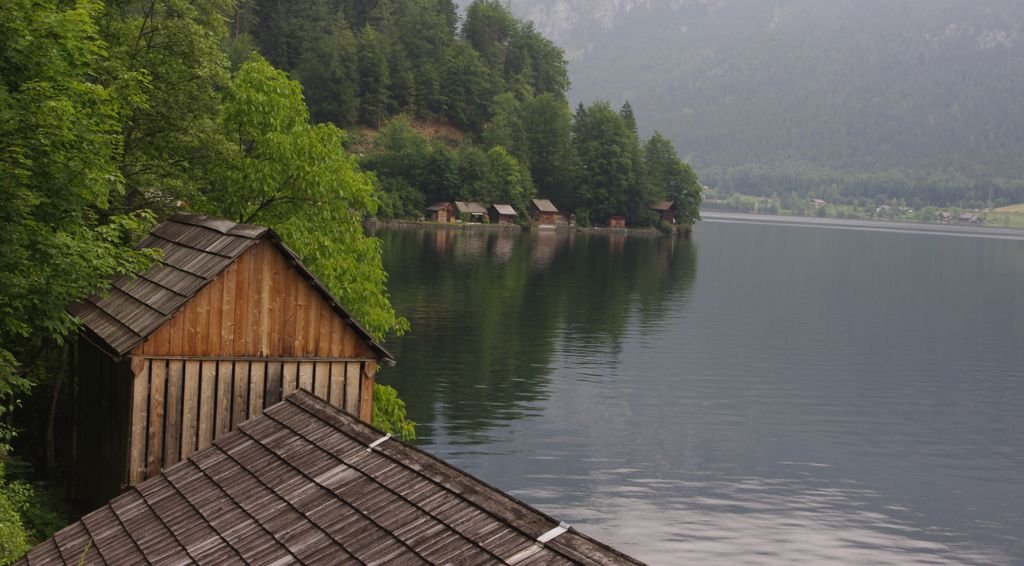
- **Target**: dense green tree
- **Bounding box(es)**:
[644,132,702,225]
[522,94,576,207]
[481,93,528,162]
[440,42,498,132]
[462,0,517,75]
[294,10,360,125]
[201,56,408,338]
[98,0,233,214]
[571,102,635,225]
[356,26,392,127]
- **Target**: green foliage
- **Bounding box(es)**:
[0,469,29,565]
[372,384,416,441]
[644,132,702,225]
[571,101,635,224]
[0,0,160,400]
[202,56,408,339]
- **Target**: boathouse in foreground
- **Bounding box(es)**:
[68,213,393,502]
[18,391,643,566]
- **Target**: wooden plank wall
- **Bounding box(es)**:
[127,357,375,485]
[134,240,375,360]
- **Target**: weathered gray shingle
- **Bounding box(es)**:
[18,391,643,566]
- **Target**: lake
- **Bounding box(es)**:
[372,217,1024,565]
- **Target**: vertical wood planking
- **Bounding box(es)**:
[198,361,216,449]
[345,362,361,415]
[205,276,223,355]
[329,362,345,408]
[298,362,314,394]
[216,360,233,438]
[193,285,210,356]
[147,360,166,477]
[247,242,264,356]
[293,280,307,356]
[259,242,273,355]
[282,362,298,397]
[221,262,237,354]
[318,302,331,358]
[163,360,185,467]
[249,361,266,419]
[183,291,198,355]
[272,252,287,355]
[180,360,200,459]
[306,292,321,356]
[329,317,344,358]
[128,359,151,485]
[232,361,250,429]
[359,362,377,423]
[342,324,357,357]
[280,258,296,356]
[235,246,252,356]
[265,362,283,406]
[314,361,330,401]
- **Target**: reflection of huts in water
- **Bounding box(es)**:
[19,391,644,565]
[455,201,488,223]
[68,214,392,504]
[529,198,561,225]
[608,216,627,229]
[432,227,455,254]
[530,230,559,269]
[426,201,454,223]
[454,230,487,260]
[489,203,518,225]
[490,232,517,264]
[607,231,626,255]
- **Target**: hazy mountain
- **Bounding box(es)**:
[507,0,1024,199]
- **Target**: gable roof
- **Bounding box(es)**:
[18,391,643,566]
[491,204,518,216]
[531,199,559,213]
[454,201,488,215]
[426,201,452,211]
[649,201,676,212]
[69,213,392,361]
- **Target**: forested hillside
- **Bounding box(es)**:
[511,0,1024,207]
[233,0,702,225]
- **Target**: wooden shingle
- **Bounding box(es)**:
[20,392,643,565]
[70,213,390,361]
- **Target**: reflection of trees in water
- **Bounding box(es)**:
[375,228,697,443]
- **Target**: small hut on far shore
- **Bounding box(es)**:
[529,199,560,224]
[650,201,678,224]
[455,201,488,222]
[426,202,454,223]
[489,204,518,224]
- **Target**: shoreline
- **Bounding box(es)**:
[700,210,1024,241]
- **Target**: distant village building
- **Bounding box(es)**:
[18,391,643,566]
[68,214,393,503]
[811,199,827,209]
[938,211,953,223]
[529,198,560,225]
[489,204,518,224]
[455,201,488,223]
[609,215,627,229]
[650,201,679,224]
[958,213,982,224]
[426,201,454,223]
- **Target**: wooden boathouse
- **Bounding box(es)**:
[489,203,518,224]
[18,391,643,566]
[650,201,678,224]
[68,213,393,502]
[426,201,454,223]
[529,198,561,225]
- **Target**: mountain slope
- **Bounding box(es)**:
[510,0,1024,201]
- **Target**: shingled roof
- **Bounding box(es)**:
[649,201,676,212]
[455,201,488,215]
[17,391,643,566]
[68,213,391,360]
[530,199,559,213]
[491,204,518,216]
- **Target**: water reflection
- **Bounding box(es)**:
[375,228,698,442]
[374,222,1024,564]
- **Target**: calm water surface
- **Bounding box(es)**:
[374,219,1024,565]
